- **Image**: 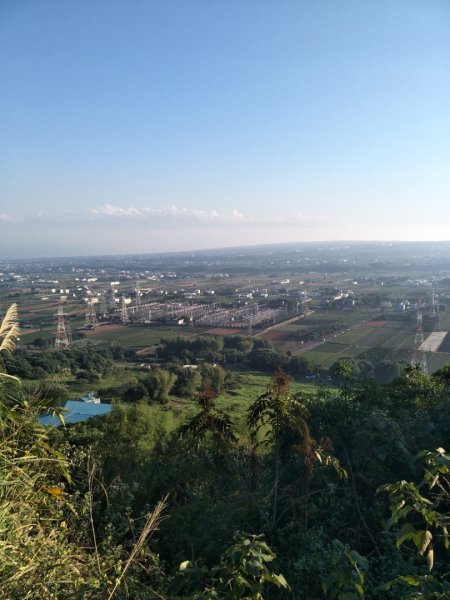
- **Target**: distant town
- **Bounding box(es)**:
[2,241,450,378]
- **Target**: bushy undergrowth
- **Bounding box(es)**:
[2,305,450,598]
[0,386,169,599]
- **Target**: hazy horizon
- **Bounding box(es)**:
[3,239,450,263]
[1,1,449,257]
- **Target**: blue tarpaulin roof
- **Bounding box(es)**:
[39,400,113,427]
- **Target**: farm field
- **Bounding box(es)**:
[4,245,450,385]
[191,371,325,432]
[20,329,55,345]
[297,315,416,369]
[436,306,450,330]
[15,301,450,374]
[297,309,377,327]
[19,323,204,350]
[437,333,450,353]
[305,347,365,369]
[328,327,375,345]
[82,324,201,349]
[272,323,311,333]
[257,309,380,353]
[426,352,450,372]
[205,328,248,336]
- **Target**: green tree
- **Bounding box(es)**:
[329,358,357,383]
[122,381,149,403]
[374,359,400,384]
[248,347,287,372]
[288,355,311,376]
[173,366,202,398]
[32,336,48,349]
[144,368,177,404]
[199,363,227,394]
[178,382,237,450]
[247,370,315,524]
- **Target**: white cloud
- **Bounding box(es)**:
[90,204,142,217]
[3,204,329,230]
[87,204,325,227]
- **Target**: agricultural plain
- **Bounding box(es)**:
[3,242,450,388]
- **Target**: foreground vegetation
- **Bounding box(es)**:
[1,305,450,598]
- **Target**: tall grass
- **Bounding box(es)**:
[0,305,166,599]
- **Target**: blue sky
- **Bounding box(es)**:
[1,0,449,257]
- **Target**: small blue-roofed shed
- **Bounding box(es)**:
[39,399,112,427]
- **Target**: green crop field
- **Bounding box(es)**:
[355,328,397,347]
[213,371,328,431]
[292,310,378,331]
[80,325,199,349]
[377,330,414,349]
[314,342,350,353]
[331,328,373,345]
[306,345,366,368]
[437,333,450,353]
[19,322,205,350]
[19,330,54,344]
[437,306,450,330]
[276,323,310,333]
[426,352,450,372]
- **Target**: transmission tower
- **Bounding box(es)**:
[431,288,439,326]
[84,295,98,329]
[55,301,70,350]
[120,295,129,324]
[101,292,108,318]
[411,298,428,374]
[135,282,142,308]
[187,305,194,327]
[107,288,116,309]
[132,283,142,324]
